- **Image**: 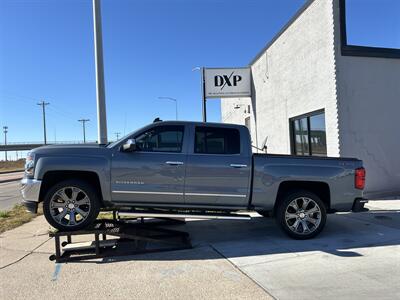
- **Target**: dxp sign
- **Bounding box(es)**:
[204,68,251,98]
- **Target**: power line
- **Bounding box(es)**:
[114,132,121,140]
[37,101,50,144]
[78,119,90,143]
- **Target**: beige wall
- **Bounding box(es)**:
[332,2,400,196]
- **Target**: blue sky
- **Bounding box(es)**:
[1,0,399,147]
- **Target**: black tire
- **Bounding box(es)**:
[43,179,100,231]
[276,190,327,239]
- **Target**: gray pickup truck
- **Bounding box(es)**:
[21,121,367,239]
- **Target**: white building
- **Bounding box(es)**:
[221,0,400,198]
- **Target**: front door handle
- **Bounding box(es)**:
[165,161,184,166]
[230,164,247,168]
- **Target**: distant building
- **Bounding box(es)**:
[221,0,400,197]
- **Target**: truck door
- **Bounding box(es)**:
[184,125,251,207]
[111,124,187,205]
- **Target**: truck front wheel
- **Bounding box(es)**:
[43,180,100,231]
[276,190,326,239]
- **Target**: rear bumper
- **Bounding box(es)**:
[352,198,369,212]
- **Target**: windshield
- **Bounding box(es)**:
[106,124,148,149]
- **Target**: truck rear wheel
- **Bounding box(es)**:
[276,190,326,239]
[43,179,100,231]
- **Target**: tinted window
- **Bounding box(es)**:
[135,125,184,152]
[195,127,240,154]
[294,118,310,156]
[291,111,327,156]
[309,114,327,156]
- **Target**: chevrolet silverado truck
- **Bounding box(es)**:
[20,121,367,239]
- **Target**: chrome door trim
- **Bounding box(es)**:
[185,192,247,198]
[112,190,246,198]
[112,190,184,196]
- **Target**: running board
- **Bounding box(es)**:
[117,210,251,220]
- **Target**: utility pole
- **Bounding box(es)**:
[92,0,108,144]
[37,101,49,144]
[192,67,207,122]
[78,119,90,143]
[3,126,8,161]
[114,132,121,141]
[201,67,207,122]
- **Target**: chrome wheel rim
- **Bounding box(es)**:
[49,186,91,227]
[285,197,321,235]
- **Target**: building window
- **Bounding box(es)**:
[290,110,327,156]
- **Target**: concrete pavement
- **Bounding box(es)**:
[0,200,399,299]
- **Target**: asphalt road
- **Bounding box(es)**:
[0,181,22,211]
[0,171,24,183]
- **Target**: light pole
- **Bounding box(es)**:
[78,119,90,143]
[3,126,8,161]
[158,97,178,120]
[93,0,108,144]
[192,67,206,122]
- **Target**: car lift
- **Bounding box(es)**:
[49,209,251,263]
[49,212,192,263]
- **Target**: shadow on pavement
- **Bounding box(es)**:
[67,208,400,264]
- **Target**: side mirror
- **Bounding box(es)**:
[121,139,137,152]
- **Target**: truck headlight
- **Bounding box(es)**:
[25,152,35,177]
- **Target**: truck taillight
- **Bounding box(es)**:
[355,167,366,189]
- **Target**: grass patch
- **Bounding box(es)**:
[0,211,10,218]
[0,159,25,172]
[0,204,43,234]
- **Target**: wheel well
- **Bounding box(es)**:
[274,181,331,213]
[39,171,103,205]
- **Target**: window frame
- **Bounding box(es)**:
[193,126,241,155]
[289,109,327,157]
[339,0,400,59]
[133,125,185,153]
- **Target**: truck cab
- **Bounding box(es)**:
[110,121,252,209]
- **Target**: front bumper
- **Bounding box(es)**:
[20,178,42,213]
[352,198,369,212]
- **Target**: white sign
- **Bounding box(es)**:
[204,68,251,98]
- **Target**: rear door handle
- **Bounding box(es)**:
[230,164,247,168]
[165,161,184,166]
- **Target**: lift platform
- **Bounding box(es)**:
[49,216,192,263]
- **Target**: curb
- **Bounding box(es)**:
[0,169,24,175]
[0,178,23,184]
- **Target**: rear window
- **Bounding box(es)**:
[195,127,240,154]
